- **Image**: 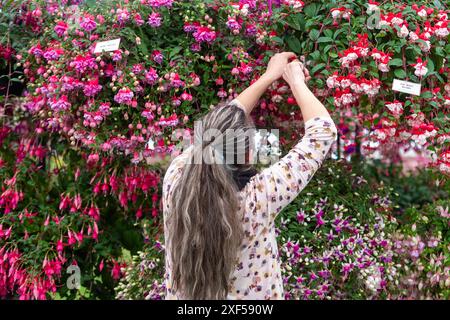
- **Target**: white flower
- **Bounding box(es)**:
[378,63,389,72]
[397,25,409,38]
[414,63,428,77]
[435,27,449,38]
[417,9,427,17]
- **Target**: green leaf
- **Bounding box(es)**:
[286,36,302,53]
[309,29,320,41]
[317,37,333,44]
[394,69,407,79]
[304,3,318,17]
[421,91,433,99]
[389,58,403,67]
[310,63,326,75]
[426,59,434,74]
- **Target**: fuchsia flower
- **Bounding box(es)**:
[83,79,102,97]
[116,8,131,24]
[226,17,242,33]
[142,0,174,8]
[148,12,162,27]
[412,58,428,77]
[412,4,434,18]
[145,67,159,84]
[49,95,71,112]
[152,50,163,64]
[385,101,404,118]
[133,13,145,26]
[54,21,68,37]
[193,26,217,43]
[43,47,64,61]
[80,14,97,32]
[114,87,134,105]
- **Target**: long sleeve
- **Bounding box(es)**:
[242,116,338,227]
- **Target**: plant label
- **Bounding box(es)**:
[94,38,121,53]
[392,79,421,96]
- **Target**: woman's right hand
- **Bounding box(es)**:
[282,59,311,87]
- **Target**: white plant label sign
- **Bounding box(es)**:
[94,38,121,53]
[392,79,421,96]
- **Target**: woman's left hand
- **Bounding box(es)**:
[263,52,297,82]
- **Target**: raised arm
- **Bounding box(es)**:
[241,60,337,227]
[234,52,296,115]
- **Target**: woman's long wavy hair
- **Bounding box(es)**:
[167,102,256,299]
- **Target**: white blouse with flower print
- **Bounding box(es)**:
[162,100,338,300]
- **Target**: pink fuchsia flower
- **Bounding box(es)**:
[29,44,44,57]
[133,13,145,26]
[145,67,159,84]
[217,88,227,98]
[80,14,97,32]
[412,58,428,77]
[111,261,124,280]
[190,43,201,52]
[193,26,217,43]
[116,8,131,24]
[226,17,241,33]
[180,91,192,101]
[112,50,122,61]
[49,95,71,112]
[148,12,162,27]
[99,102,111,116]
[142,0,174,8]
[152,50,163,64]
[71,55,97,73]
[54,21,68,37]
[169,73,184,88]
[83,79,102,97]
[114,87,134,105]
[43,48,64,61]
[183,21,200,33]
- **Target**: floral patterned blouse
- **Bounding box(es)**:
[162,101,337,300]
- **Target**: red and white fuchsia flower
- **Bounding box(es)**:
[412,58,428,77]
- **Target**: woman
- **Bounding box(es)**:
[162,52,338,300]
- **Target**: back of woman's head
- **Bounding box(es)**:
[167,102,255,299]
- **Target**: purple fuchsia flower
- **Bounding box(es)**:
[152,50,163,64]
[116,8,131,24]
[190,43,201,52]
[114,87,134,105]
[71,55,97,73]
[112,50,122,61]
[245,24,257,36]
[145,68,159,84]
[80,14,97,32]
[83,79,102,97]
[226,17,241,32]
[29,44,44,57]
[147,12,162,27]
[193,26,217,43]
[49,95,71,112]
[54,21,68,37]
[43,48,64,61]
[143,0,174,8]
[99,102,111,116]
[183,21,200,33]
